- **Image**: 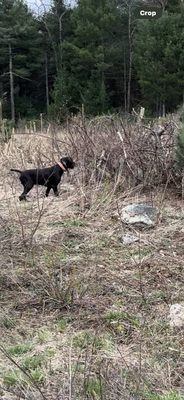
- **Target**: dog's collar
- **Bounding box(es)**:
[57,161,67,171]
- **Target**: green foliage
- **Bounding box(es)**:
[145,391,184,400]
[175,124,184,171]
[179,104,184,123]
[166,0,184,14]
[50,0,124,116]
[0,0,45,119]
[133,12,184,115]
[0,0,184,119]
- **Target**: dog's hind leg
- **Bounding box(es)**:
[19,181,34,201]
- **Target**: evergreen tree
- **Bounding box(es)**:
[0,0,183,120]
[0,0,44,118]
[50,0,124,116]
[133,11,184,115]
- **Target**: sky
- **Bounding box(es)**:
[26,0,75,13]
[27,0,51,13]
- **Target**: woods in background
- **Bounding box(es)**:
[0,0,183,121]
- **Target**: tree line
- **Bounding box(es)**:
[0,0,183,122]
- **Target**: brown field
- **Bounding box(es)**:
[0,127,184,400]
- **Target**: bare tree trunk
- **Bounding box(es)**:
[0,99,3,140]
[127,3,132,113]
[0,100,2,123]
[40,0,59,72]
[162,102,165,117]
[45,53,49,113]
[124,46,127,113]
[58,10,66,69]
[9,43,15,123]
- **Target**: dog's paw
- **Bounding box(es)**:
[19,196,27,201]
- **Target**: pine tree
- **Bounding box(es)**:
[0,0,44,119]
[133,11,184,115]
[50,0,124,116]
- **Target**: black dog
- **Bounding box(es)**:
[11,156,75,201]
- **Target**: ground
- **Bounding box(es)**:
[0,134,184,400]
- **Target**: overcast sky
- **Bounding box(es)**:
[26,0,75,13]
[27,0,51,13]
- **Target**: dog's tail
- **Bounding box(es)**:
[10,169,22,174]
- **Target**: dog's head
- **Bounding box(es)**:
[60,156,75,170]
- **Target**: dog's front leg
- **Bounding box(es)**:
[53,186,59,197]
[45,186,51,197]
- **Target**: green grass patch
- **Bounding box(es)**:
[56,317,68,332]
[104,309,140,327]
[45,348,55,358]
[72,331,114,351]
[8,343,32,356]
[145,391,184,400]
[84,377,103,399]
[30,367,44,383]
[22,354,46,370]
[0,316,16,329]
[3,370,20,387]
[127,247,151,259]
[3,364,45,387]
[148,289,170,303]
[47,218,86,228]
[36,329,50,344]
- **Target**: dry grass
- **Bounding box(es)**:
[0,118,184,400]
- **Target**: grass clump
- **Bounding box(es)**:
[0,316,16,329]
[29,368,44,383]
[73,331,114,351]
[3,370,20,387]
[84,377,103,399]
[145,391,184,400]
[22,354,46,370]
[3,356,45,388]
[8,343,32,356]
[104,309,140,327]
[36,329,50,344]
[56,317,68,332]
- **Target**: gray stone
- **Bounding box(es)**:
[169,303,184,328]
[121,234,140,245]
[121,203,159,229]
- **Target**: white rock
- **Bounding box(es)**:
[169,304,184,327]
[121,203,159,229]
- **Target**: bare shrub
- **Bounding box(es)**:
[63,114,178,192]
